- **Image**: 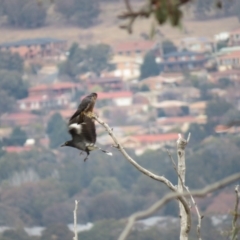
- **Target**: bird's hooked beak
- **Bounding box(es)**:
[60,143,66,147]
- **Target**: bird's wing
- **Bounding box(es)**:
[68,121,85,143]
[81,115,97,144]
[69,96,92,121]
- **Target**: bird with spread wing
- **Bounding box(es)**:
[61,93,112,161]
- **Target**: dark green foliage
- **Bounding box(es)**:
[0,70,28,99]
[55,0,100,28]
[140,84,150,92]
[79,219,124,240]
[206,98,233,118]
[162,39,178,55]
[186,137,240,188]
[188,123,208,145]
[41,223,73,240]
[140,51,160,80]
[59,43,113,79]
[2,228,30,240]
[2,0,47,28]
[46,113,69,149]
[218,77,232,89]
[0,90,15,115]
[6,127,27,146]
[0,51,23,72]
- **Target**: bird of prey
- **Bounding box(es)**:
[61,114,112,161]
[69,92,97,124]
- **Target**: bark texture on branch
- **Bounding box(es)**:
[73,200,79,240]
[177,133,190,240]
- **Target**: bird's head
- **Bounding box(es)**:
[90,92,98,99]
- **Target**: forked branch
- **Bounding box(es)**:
[118,173,240,240]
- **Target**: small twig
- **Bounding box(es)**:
[185,186,203,240]
[118,173,240,240]
[73,200,79,240]
[231,185,240,240]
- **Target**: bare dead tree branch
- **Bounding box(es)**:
[185,186,203,240]
[166,147,202,239]
[73,200,79,240]
[177,133,190,240]
[118,173,240,240]
[94,115,191,234]
[231,185,240,240]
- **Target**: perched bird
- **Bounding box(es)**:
[61,114,112,161]
[69,92,98,124]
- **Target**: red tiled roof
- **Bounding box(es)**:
[1,113,38,120]
[131,133,178,143]
[3,146,32,153]
[81,91,133,100]
[158,116,196,124]
[219,51,240,59]
[30,82,79,92]
[231,28,240,34]
[113,41,156,52]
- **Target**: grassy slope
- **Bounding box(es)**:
[0,1,239,46]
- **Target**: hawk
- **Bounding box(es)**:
[69,92,97,124]
[61,112,112,161]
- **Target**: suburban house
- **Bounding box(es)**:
[189,101,207,116]
[0,38,67,59]
[112,40,157,63]
[84,76,125,92]
[161,51,210,72]
[152,101,189,117]
[120,133,179,155]
[133,91,160,105]
[29,82,80,97]
[180,37,214,53]
[218,51,240,70]
[228,28,240,46]
[17,95,71,111]
[104,55,141,81]
[0,113,38,127]
[92,91,133,107]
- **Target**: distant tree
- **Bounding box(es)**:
[188,123,208,145]
[7,127,27,146]
[2,0,47,28]
[140,51,160,80]
[218,77,232,89]
[140,84,150,92]
[0,51,23,72]
[89,177,122,195]
[46,113,69,149]
[2,228,30,240]
[162,39,177,55]
[0,90,15,115]
[0,70,28,99]
[41,223,73,240]
[60,43,113,78]
[216,39,228,51]
[55,0,100,28]
[79,219,124,240]
[206,97,233,119]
